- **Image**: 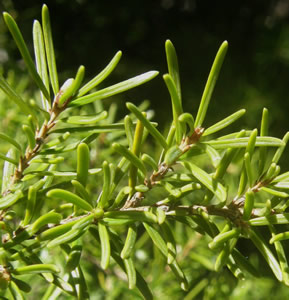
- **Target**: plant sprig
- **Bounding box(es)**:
[1,5,289,300]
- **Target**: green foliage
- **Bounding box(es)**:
[1,4,289,299]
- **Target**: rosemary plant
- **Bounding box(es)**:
[1,4,289,299]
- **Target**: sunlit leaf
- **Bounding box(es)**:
[272,132,289,164]
[98,221,111,270]
[165,40,181,99]
[163,74,183,143]
[70,71,159,107]
[33,20,50,110]
[0,190,23,209]
[3,12,50,99]
[126,102,168,149]
[60,111,107,125]
[58,65,85,106]
[194,41,228,127]
[259,108,269,173]
[249,213,289,226]
[112,143,147,177]
[1,149,16,193]
[77,143,90,186]
[47,189,93,211]
[203,109,246,136]
[42,4,59,95]
[78,51,122,97]
[206,136,284,149]
[260,186,289,198]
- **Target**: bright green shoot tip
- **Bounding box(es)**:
[165,39,181,100]
[194,41,228,128]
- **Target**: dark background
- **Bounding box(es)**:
[1,0,289,138]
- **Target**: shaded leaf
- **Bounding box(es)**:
[231,248,259,277]
[141,153,158,171]
[249,229,283,281]
[105,230,153,300]
[143,222,168,257]
[243,189,255,220]
[71,179,90,202]
[22,125,36,149]
[98,161,111,208]
[0,75,33,116]
[123,257,137,290]
[0,132,22,151]
[184,162,227,202]
[129,118,145,189]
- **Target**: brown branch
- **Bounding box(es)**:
[123,127,205,209]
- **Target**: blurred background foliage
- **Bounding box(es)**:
[1,1,289,299]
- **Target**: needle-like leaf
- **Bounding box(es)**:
[47,189,93,211]
[0,75,33,116]
[77,143,90,186]
[165,40,181,99]
[203,109,246,136]
[0,133,21,152]
[249,229,283,282]
[194,41,228,127]
[112,143,147,177]
[184,162,227,202]
[206,136,284,149]
[33,20,50,110]
[42,4,59,95]
[3,12,50,100]
[163,74,183,144]
[98,221,111,270]
[126,102,168,149]
[78,51,122,97]
[70,71,159,107]
[259,108,269,173]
